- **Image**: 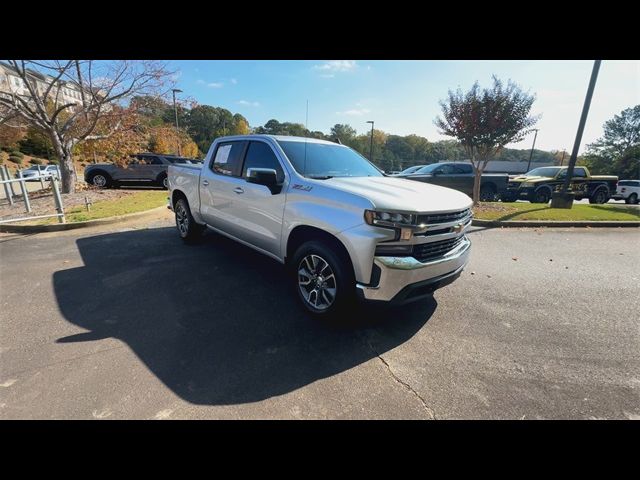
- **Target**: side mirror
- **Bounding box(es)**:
[246,167,280,193]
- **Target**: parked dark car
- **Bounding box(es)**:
[397,162,508,201]
[84,153,199,189]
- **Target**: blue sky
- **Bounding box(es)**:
[169,60,639,153]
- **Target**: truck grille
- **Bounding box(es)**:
[416,208,471,226]
[412,235,466,263]
[507,182,520,188]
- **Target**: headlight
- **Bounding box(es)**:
[521,182,535,188]
[364,210,416,228]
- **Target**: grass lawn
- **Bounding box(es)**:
[39,190,167,224]
[474,202,640,222]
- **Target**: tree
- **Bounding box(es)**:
[587,105,639,157]
[0,123,26,150]
[0,60,172,193]
[435,75,538,204]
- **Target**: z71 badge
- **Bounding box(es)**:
[292,184,313,191]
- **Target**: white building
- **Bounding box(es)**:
[0,62,98,109]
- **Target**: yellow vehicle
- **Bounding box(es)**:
[502,166,618,204]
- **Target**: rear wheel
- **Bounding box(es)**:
[292,240,355,318]
[480,184,497,202]
[174,197,204,242]
[87,171,112,188]
[158,173,168,189]
[625,193,638,205]
[589,188,609,204]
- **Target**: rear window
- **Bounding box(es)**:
[619,180,639,187]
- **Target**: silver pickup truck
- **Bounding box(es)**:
[168,135,472,317]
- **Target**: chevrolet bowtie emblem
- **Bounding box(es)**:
[452,224,463,233]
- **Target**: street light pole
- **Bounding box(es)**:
[551,59,602,209]
[366,120,374,162]
[526,129,539,172]
[172,88,183,156]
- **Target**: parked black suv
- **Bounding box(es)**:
[84,153,200,189]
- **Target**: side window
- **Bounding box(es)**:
[453,164,472,174]
[148,156,163,165]
[573,168,587,178]
[211,141,246,177]
[242,141,285,183]
[439,164,456,174]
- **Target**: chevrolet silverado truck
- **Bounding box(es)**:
[168,135,472,317]
[397,162,508,201]
[502,165,618,204]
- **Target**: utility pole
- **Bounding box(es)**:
[526,129,539,172]
[172,88,183,156]
[366,120,374,162]
[560,150,566,166]
[551,60,602,209]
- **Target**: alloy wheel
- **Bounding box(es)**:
[176,201,189,236]
[298,254,337,311]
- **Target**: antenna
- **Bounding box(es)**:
[303,99,308,177]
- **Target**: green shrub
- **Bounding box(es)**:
[9,155,23,165]
[29,157,43,165]
[48,158,59,165]
[10,150,24,159]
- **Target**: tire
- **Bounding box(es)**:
[158,173,168,189]
[589,188,609,204]
[532,187,551,204]
[291,240,355,318]
[87,171,112,188]
[174,197,204,242]
[625,193,638,205]
[479,184,497,202]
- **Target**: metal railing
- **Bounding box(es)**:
[0,164,65,224]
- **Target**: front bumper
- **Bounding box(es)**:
[356,236,471,304]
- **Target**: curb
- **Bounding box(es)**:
[0,206,169,233]
[472,219,640,228]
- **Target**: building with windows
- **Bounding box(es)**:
[0,61,97,108]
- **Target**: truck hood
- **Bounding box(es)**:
[322,176,472,213]
[508,175,552,184]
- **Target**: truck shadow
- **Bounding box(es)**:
[52,227,437,406]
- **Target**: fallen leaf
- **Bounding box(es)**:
[470,271,476,275]
[565,266,569,269]
[486,275,492,278]
[549,259,553,262]
[512,257,518,261]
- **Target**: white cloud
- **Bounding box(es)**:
[238,100,260,107]
[320,74,335,78]
[336,108,371,116]
[207,82,224,88]
[313,60,357,72]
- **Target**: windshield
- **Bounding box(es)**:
[25,166,42,171]
[400,165,423,174]
[526,167,561,177]
[414,164,441,174]
[277,140,383,179]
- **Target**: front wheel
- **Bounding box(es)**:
[87,171,112,188]
[158,173,168,189]
[292,241,355,317]
[625,193,638,205]
[174,197,204,242]
[532,188,551,204]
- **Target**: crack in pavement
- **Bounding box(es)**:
[362,335,436,419]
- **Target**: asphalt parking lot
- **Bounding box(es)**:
[1,212,639,419]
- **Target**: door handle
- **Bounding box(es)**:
[202,180,209,186]
[233,187,244,194]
